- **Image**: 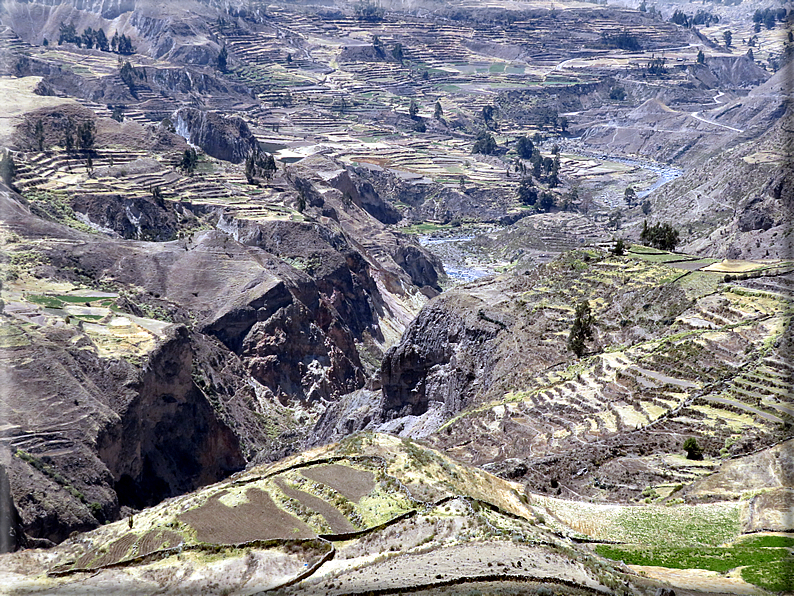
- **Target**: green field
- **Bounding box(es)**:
[596,543,794,592]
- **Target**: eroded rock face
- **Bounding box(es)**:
[0,465,26,553]
[174,108,258,163]
[96,326,245,510]
[380,292,501,418]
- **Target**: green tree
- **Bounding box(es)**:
[624,186,637,206]
[433,101,443,120]
[245,151,277,184]
[217,46,228,72]
[34,119,45,152]
[517,177,538,205]
[180,148,198,175]
[697,49,705,64]
[611,238,626,256]
[151,185,165,207]
[640,220,679,250]
[723,30,732,47]
[96,28,109,52]
[0,150,16,187]
[683,437,703,460]
[391,43,404,62]
[538,191,555,212]
[610,86,626,100]
[471,132,497,155]
[77,120,96,150]
[515,136,534,159]
[567,300,595,357]
[64,118,74,151]
[408,99,419,120]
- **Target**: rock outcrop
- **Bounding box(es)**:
[174,107,259,163]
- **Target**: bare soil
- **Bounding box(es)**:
[178,488,316,544]
[301,464,376,503]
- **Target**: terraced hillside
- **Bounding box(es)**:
[2,433,770,596]
[366,248,793,503]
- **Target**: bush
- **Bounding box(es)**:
[683,437,703,460]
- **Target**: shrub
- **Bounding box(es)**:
[683,437,703,460]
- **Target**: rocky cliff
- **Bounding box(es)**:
[174,107,259,163]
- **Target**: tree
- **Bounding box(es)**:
[77,120,96,150]
[408,99,419,120]
[641,198,651,215]
[180,148,198,175]
[683,437,703,460]
[58,22,79,46]
[111,106,124,122]
[624,186,637,206]
[746,48,754,61]
[81,27,95,49]
[355,2,385,22]
[34,119,45,152]
[0,150,16,187]
[611,238,626,256]
[391,43,404,62]
[640,220,679,250]
[517,177,538,205]
[217,46,228,72]
[567,300,595,357]
[117,34,135,55]
[556,115,568,133]
[697,49,705,64]
[372,35,385,57]
[111,32,119,53]
[515,135,534,159]
[85,155,93,175]
[723,30,732,47]
[610,86,626,101]
[43,38,48,47]
[433,101,443,120]
[96,28,109,52]
[151,185,164,207]
[471,132,497,155]
[64,118,74,152]
[538,191,555,212]
[482,105,497,130]
[608,209,623,230]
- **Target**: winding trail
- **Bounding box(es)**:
[689,91,744,132]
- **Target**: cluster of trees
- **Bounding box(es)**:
[640,220,679,250]
[472,131,498,155]
[517,177,556,211]
[610,86,627,101]
[119,61,146,97]
[646,56,666,75]
[753,7,787,32]
[513,136,561,187]
[58,23,135,54]
[29,117,95,152]
[245,151,277,184]
[670,9,720,27]
[601,30,641,51]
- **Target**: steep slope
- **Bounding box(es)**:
[0,434,687,596]
[324,248,793,505]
